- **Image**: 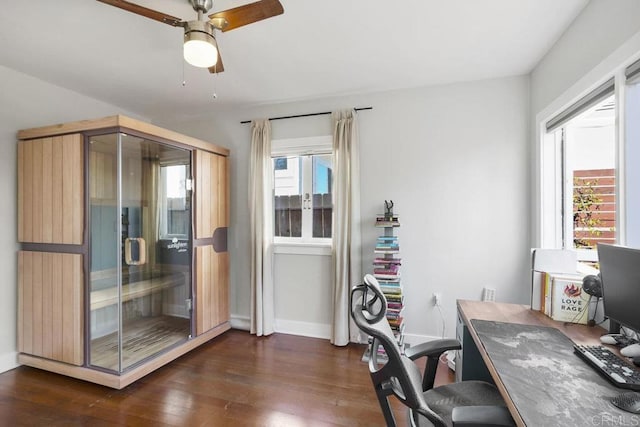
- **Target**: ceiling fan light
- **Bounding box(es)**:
[183,22,218,68]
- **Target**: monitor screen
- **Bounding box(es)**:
[597,243,640,333]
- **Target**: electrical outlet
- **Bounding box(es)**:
[482,287,496,302]
[433,292,442,306]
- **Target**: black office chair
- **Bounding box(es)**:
[350,274,515,427]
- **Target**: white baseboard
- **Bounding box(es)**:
[274,319,331,340]
[229,315,331,340]
[230,314,250,331]
[0,352,18,373]
[228,316,446,347]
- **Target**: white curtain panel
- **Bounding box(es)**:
[249,119,275,336]
[331,110,362,346]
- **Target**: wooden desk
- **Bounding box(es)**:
[457,300,637,427]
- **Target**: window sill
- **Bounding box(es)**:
[273,242,332,256]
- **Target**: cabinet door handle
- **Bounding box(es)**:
[124,237,147,266]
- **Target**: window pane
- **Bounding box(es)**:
[273,156,302,237]
[312,154,332,238]
[162,164,189,237]
[567,95,616,249]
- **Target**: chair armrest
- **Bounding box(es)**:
[451,405,515,426]
[404,339,461,361]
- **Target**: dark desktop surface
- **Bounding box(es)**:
[471,319,637,427]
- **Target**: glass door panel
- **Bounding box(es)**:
[120,135,192,371]
[89,133,120,371]
[89,133,193,373]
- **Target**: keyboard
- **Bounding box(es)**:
[574,344,640,391]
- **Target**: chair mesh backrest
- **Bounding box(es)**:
[350,275,432,415]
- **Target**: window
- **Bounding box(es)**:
[272,136,333,243]
[160,164,190,238]
[625,64,640,248]
[539,56,640,263]
[543,94,616,261]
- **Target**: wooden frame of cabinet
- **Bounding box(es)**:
[17,115,230,389]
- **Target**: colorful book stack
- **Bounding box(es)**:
[363,207,405,363]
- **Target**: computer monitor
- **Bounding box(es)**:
[597,243,640,334]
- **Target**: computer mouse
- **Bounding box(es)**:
[621,343,640,357]
[600,334,619,345]
[611,392,640,414]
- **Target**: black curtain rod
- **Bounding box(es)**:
[240,107,372,124]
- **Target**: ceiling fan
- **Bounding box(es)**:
[97,0,284,73]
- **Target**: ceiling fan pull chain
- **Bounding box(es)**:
[182,59,186,87]
[212,70,218,99]
[212,31,219,98]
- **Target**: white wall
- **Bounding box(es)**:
[530,0,640,116]
[0,65,142,372]
[159,75,531,342]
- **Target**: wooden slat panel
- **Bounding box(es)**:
[72,255,84,365]
[195,245,230,335]
[204,152,212,237]
[31,252,43,357]
[193,151,201,237]
[218,155,228,227]
[32,142,43,242]
[194,150,211,239]
[216,252,230,325]
[194,151,229,335]
[17,141,24,241]
[51,254,64,362]
[62,255,75,364]
[62,138,73,243]
[41,253,53,359]
[195,246,211,335]
[194,150,228,239]
[70,134,84,244]
[18,251,83,366]
[18,135,84,244]
[210,154,220,237]
[23,140,34,242]
[17,252,31,354]
[51,136,64,242]
[41,137,53,243]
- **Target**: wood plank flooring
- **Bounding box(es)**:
[0,330,454,426]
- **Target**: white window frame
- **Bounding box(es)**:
[272,135,333,250]
[538,71,634,262]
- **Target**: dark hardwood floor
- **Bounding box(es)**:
[0,330,454,426]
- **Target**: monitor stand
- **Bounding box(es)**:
[609,319,621,334]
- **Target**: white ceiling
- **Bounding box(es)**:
[0,0,588,119]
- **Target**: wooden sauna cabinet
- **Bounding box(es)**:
[17,115,230,389]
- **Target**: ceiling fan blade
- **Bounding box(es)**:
[208,0,284,32]
[96,0,184,27]
[208,50,225,74]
